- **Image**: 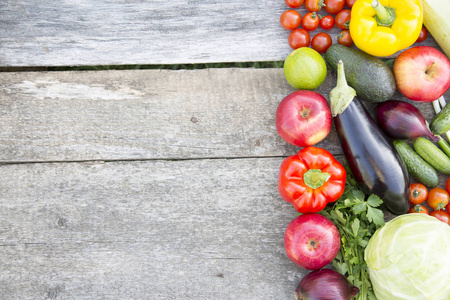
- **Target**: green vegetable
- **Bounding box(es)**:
[437,136,450,158]
[430,102,450,135]
[393,140,439,187]
[422,0,450,58]
[320,173,384,300]
[325,44,396,103]
[414,137,450,174]
[365,214,450,299]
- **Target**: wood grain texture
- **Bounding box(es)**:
[0,0,440,67]
[0,157,305,299]
[0,68,329,162]
[1,67,448,163]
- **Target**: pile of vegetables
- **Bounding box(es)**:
[281,0,355,51]
[275,0,450,298]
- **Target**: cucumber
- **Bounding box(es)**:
[393,140,440,187]
[324,44,396,103]
[430,103,450,135]
[413,137,450,175]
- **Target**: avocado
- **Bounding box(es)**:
[325,44,396,103]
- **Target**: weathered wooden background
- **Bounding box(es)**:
[0,0,448,299]
[0,0,440,67]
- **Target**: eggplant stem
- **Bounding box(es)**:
[330,60,356,116]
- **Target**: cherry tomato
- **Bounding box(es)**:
[288,29,311,49]
[301,12,320,31]
[305,0,325,12]
[335,9,351,30]
[444,176,450,195]
[337,30,353,47]
[408,204,429,214]
[320,15,335,30]
[447,202,450,215]
[416,26,428,43]
[311,32,332,53]
[345,0,357,8]
[427,187,449,210]
[285,0,305,8]
[280,10,302,30]
[430,210,450,225]
[324,0,345,14]
[409,183,428,205]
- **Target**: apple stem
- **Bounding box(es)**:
[372,0,396,27]
[329,60,356,117]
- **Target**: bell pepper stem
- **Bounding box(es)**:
[303,169,331,189]
[329,60,356,116]
[372,0,396,27]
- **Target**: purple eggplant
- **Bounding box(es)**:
[330,61,409,215]
[376,100,439,141]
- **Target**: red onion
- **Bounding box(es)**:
[376,100,439,141]
[295,269,359,300]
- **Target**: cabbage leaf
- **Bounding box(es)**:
[365,214,450,299]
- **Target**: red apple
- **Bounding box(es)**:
[284,213,340,270]
[393,46,450,102]
[276,90,332,147]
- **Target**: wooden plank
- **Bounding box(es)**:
[0,68,324,162]
[0,0,440,67]
[1,68,447,163]
[0,157,305,299]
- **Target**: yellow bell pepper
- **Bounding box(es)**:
[349,0,423,57]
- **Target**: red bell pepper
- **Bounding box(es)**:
[278,146,346,213]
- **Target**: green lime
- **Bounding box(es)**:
[283,47,327,90]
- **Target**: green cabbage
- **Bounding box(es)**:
[364,213,450,300]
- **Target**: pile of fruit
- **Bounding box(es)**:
[275,0,450,299]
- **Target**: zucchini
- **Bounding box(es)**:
[413,137,450,175]
[421,0,450,58]
[430,103,450,135]
[393,140,439,187]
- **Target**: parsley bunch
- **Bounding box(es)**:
[320,178,385,300]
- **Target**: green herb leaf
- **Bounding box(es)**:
[319,172,386,300]
[333,261,348,275]
[368,290,377,300]
[332,209,346,225]
[351,189,365,201]
[352,202,367,215]
[367,206,385,227]
[367,194,383,207]
[351,219,360,236]
[358,239,368,248]
[349,256,360,265]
